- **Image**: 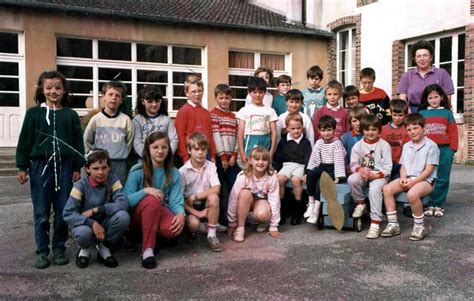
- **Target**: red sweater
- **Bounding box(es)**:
[313,106,349,140]
[175,102,216,161]
[381,123,409,164]
[210,107,238,162]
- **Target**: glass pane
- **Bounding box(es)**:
[439,37,452,62]
[172,72,201,83]
[173,85,185,97]
[0,93,19,106]
[428,39,436,64]
[137,84,167,97]
[230,100,245,112]
[98,68,131,81]
[231,87,248,100]
[137,70,167,83]
[57,65,93,79]
[261,54,285,71]
[229,51,254,69]
[351,28,356,48]
[0,78,19,91]
[0,62,18,75]
[57,37,92,58]
[172,47,201,65]
[137,44,167,63]
[339,30,348,51]
[457,88,463,113]
[339,71,346,87]
[457,62,464,87]
[69,81,93,94]
[0,32,18,53]
[68,95,87,108]
[229,75,249,87]
[458,33,465,60]
[173,98,187,111]
[407,44,416,68]
[98,41,131,61]
[439,63,451,76]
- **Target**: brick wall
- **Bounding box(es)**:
[327,15,361,84]
[391,40,405,98]
[465,23,474,162]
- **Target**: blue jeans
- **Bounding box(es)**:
[216,156,241,226]
[29,159,73,255]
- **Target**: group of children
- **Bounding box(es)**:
[16,65,458,270]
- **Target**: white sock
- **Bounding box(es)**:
[207,225,217,238]
[308,196,315,204]
[79,248,90,258]
[313,200,321,215]
[143,247,154,259]
[98,245,111,258]
[370,223,380,230]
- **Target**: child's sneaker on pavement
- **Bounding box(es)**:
[409,225,426,241]
[207,236,224,252]
[366,224,380,239]
[303,203,314,218]
[352,204,367,218]
[256,223,268,233]
[233,227,245,242]
[35,253,50,269]
[424,206,435,217]
[381,223,401,237]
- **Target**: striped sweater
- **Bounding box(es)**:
[419,108,458,151]
[307,138,346,179]
[210,107,238,162]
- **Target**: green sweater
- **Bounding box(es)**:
[16,105,85,172]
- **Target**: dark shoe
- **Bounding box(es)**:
[35,253,50,269]
[403,206,413,218]
[279,216,287,225]
[187,232,198,244]
[98,254,118,268]
[142,256,157,269]
[75,251,90,269]
[53,250,69,266]
[290,216,303,225]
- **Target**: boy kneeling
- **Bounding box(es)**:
[382,113,439,241]
[63,149,130,268]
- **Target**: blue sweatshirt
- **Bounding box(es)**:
[124,163,184,215]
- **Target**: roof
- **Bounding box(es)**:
[0,0,332,39]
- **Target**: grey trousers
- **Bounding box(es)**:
[347,173,387,222]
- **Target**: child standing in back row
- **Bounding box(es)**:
[272,75,292,116]
[358,67,391,125]
[419,84,458,217]
[16,70,85,269]
[84,81,134,184]
[302,65,326,120]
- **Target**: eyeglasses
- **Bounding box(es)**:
[145,99,162,104]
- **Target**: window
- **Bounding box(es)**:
[228,51,289,111]
[336,27,356,87]
[56,37,205,115]
[406,31,465,114]
[0,32,23,107]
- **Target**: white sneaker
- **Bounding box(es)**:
[304,203,314,218]
[306,213,318,224]
[256,223,268,233]
[233,227,245,242]
[409,225,426,241]
[352,204,367,218]
[366,224,380,239]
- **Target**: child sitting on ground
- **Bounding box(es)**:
[179,132,224,252]
[348,114,392,239]
[381,113,439,241]
[227,147,281,242]
[63,149,130,269]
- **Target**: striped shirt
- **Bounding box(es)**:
[307,138,346,178]
[210,107,238,161]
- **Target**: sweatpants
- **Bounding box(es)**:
[347,173,387,222]
[429,145,454,207]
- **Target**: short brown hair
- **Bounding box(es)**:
[390,99,409,114]
[348,105,369,122]
[184,75,203,93]
[285,89,304,103]
[102,81,127,98]
[326,80,343,95]
[360,114,382,132]
[285,113,303,126]
[404,113,425,128]
[360,67,376,80]
[186,132,208,150]
[214,84,232,97]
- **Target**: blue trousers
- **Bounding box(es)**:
[216,156,241,225]
[29,159,73,255]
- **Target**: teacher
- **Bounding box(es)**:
[398,40,454,112]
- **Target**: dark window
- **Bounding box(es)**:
[57,37,92,58]
[57,65,93,79]
[98,41,131,61]
[68,96,88,108]
[137,70,168,83]
[172,47,201,65]
[0,78,19,91]
[458,34,465,60]
[137,44,167,63]
[456,88,463,113]
[0,32,18,54]
[0,93,19,107]
[98,67,131,82]
[172,72,201,83]
[0,62,19,76]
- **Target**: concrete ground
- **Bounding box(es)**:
[0,166,473,299]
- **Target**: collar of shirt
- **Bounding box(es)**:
[216,106,230,113]
[427,107,444,110]
[410,137,428,151]
[187,99,201,107]
[287,133,303,144]
[101,108,120,118]
[351,129,361,136]
[88,176,107,188]
[363,137,380,144]
[326,103,341,111]
[307,87,322,93]
[389,122,403,129]
[184,159,208,173]
[415,66,434,76]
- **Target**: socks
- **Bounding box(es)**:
[308,196,315,205]
[313,200,321,216]
[370,220,380,230]
[143,247,154,259]
[386,211,399,225]
[79,248,90,258]
[413,214,424,227]
[98,244,112,258]
[207,224,217,238]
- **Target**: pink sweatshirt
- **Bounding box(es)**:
[227,173,280,231]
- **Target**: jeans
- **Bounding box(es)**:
[216,156,241,226]
[29,159,73,255]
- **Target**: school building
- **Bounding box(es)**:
[1,0,474,163]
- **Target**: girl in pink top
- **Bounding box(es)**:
[227,147,281,242]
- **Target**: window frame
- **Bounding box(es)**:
[404,29,465,118]
[336,27,356,87]
[0,31,25,110]
[56,37,206,117]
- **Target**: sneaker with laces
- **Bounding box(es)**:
[256,223,268,233]
[409,225,426,241]
[381,223,401,237]
[303,203,314,218]
[207,236,224,252]
[53,249,69,265]
[424,207,435,217]
[366,225,380,239]
[233,227,245,242]
[352,204,367,218]
[35,253,50,269]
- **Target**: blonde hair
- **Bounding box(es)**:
[186,132,208,151]
[285,113,303,126]
[242,147,274,176]
[184,75,203,93]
